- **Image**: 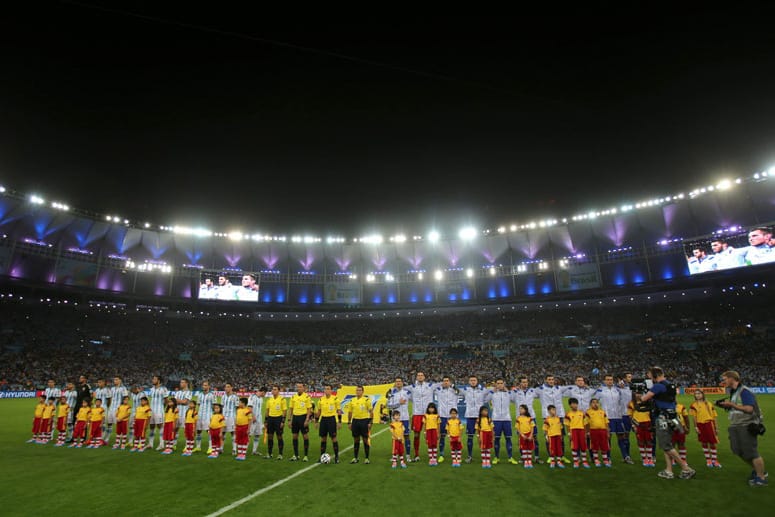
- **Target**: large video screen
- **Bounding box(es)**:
[198,273,259,301]
[684,225,775,274]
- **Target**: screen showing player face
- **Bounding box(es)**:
[198,274,259,301]
[684,226,775,275]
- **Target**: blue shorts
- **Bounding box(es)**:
[440,417,448,435]
[402,420,410,435]
[466,418,478,435]
[494,420,512,438]
[621,415,632,432]
[609,418,626,434]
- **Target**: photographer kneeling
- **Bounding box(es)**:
[717,370,768,487]
[640,367,696,480]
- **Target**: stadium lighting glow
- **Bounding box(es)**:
[385,273,394,282]
[497,226,506,234]
[0,186,5,193]
[51,201,69,211]
[173,226,213,238]
[366,274,375,283]
[458,226,477,241]
[29,194,45,205]
[112,216,120,223]
[360,234,383,245]
[466,268,474,278]
[417,272,423,280]
[427,230,440,243]
[434,270,443,281]
[228,231,244,242]
[489,266,497,276]
[716,179,732,190]
[390,234,406,243]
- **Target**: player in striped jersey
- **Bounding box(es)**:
[148,376,169,450]
[194,381,216,452]
[93,379,110,445]
[106,376,128,445]
[434,376,459,463]
[63,382,78,439]
[129,385,144,442]
[461,376,491,464]
[173,379,192,449]
[248,387,266,455]
[386,377,411,463]
[44,379,62,404]
[406,372,436,462]
[221,383,239,455]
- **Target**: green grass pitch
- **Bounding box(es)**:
[1,395,772,516]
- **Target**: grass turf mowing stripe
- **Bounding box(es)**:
[206,427,390,516]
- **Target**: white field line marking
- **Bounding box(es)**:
[206,426,390,516]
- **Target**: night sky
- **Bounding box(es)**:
[2,4,775,237]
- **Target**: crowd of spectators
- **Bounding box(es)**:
[2,289,774,392]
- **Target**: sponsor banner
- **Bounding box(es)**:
[0,391,38,399]
[324,283,360,304]
[556,263,601,292]
[680,386,726,395]
[748,387,775,395]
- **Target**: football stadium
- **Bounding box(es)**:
[2,7,774,517]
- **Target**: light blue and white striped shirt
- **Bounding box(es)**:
[196,391,215,421]
[110,386,128,412]
[221,393,238,418]
[149,386,169,414]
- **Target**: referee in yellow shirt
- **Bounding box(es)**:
[347,386,374,464]
[288,382,313,462]
[315,383,342,463]
[265,385,288,460]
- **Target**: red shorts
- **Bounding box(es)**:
[392,440,405,456]
[116,420,128,435]
[57,416,68,433]
[163,421,176,441]
[519,436,534,451]
[412,415,425,433]
[696,421,718,444]
[41,418,52,433]
[548,435,563,457]
[209,428,222,448]
[90,421,102,439]
[74,420,87,439]
[32,417,42,433]
[480,430,493,449]
[235,424,249,446]
[570,428,587,451]
[185,422,195,441]
[636,422,653,443]
[133,419,148,439]
[672,430,686,445]
[425,428,439,447]
[589,429,609,452]
[450,437,462,451]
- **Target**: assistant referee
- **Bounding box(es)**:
[347,386,373,464]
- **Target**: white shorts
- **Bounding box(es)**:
[178,412,187,427]
[151,411,164,425]
[196,417,211,432]
[106,410,118,425]
[224,416,235,433]
[250,420,264,436]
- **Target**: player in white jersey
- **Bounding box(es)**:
[535,375,569,462]
[488,379,519,465]
[617,373,633,462]
[63,382,78,439]
[461,375,491,463]
[148,376,169,449]
[44,379,62,403]
[221,383,239,455]
[594,374,632,463]
[93,379,110,443]
[386,377,412,462]
[563,376,595,412]
[434,376,459,463]
[173,379,192,448]
[513,376,540,461]
[214,275,235,300]
[194,381,216,452]
[198,278,217,299]
[234,274,259,301]
[248,387,266,455]
[129,385,144,441]
[709,238,742,270]
[105,376,128,444]
[406,372,436,462]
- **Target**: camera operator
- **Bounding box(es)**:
[640,367,696,480]
[717,370,768,487]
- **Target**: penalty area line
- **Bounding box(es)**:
[206,426,390,516]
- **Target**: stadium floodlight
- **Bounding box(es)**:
[361,234,383,245]
[466,268,474,278]
[717,179,732,191]
[427,230,440,243]
[366,274,375,283]
[489,266,497,276]
[417,272,424,280]
[29,194,45,205]
[228,231,243,242]
[497,226,506,234]
[392,234,406,243]
[458,226,477,241]
[434,270,444,281]
[385,273,394,282]
[112,216,120,223]
[0,186,5,193]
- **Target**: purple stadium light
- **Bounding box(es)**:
[225,254,241,267]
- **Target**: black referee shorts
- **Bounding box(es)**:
[351,418,370,439]
[266,416,284,435]
[291,415,309,434]
[318,416,338,438]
